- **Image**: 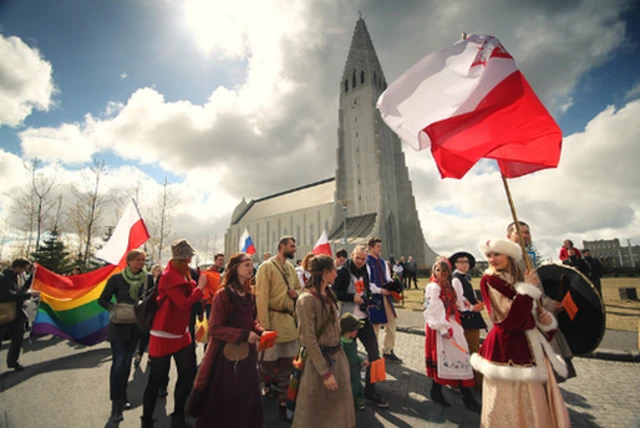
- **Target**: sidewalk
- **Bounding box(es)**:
[395,308,640,362]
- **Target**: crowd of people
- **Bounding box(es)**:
[0,221,586,428]
[558,239,603,295]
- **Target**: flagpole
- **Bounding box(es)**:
[460,31,532,271]
[500,175,532,270]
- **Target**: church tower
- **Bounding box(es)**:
[333,18,437,264]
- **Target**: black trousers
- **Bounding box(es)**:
[109,335,139,400]
[0,313,25,367]
[406,272,418,288]
[356,318,380,395]
[137,331,150,356]
[143,344,196,418]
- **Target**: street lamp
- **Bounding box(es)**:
[341,201,348,245]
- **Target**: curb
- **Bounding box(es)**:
[396,326,640,363]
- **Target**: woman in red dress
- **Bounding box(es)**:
[470,238,570,428]
[423,258,480,413]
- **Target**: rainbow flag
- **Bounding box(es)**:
[31,263,121,346]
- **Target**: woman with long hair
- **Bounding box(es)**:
[98,249,147,423]
[291,255,355,428]
[189,252,267,428]
[423,257,480,413]
[141,240,206,428]
[471,239,570,427]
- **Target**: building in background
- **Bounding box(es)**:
[225,18,437,265]
[582,238,640,268]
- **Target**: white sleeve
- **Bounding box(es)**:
[366,264,383,294]
[384,262,392,283]
[451,277,470,312]
[423,283,450,333]
[296,269,306,289]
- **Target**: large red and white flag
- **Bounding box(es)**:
[95,199,150,268]
[377,34,562,179]
[313,230,332,256]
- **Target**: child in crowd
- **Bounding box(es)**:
[340,313,370,411]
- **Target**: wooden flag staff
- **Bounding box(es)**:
[460,32,532,271]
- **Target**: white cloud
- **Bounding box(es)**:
[625,81,640,100]
[0,34,57,127]
[409,99,640,261]
[8,0,638,263]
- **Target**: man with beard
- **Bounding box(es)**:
[255,236,301,420]
[507,221,577,381]
[333,245,389,409]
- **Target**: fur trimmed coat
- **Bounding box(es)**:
[470,273,568,382]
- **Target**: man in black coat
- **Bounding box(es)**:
[333,245,389,409]
[582,249,603,295]
[0,258,36,371]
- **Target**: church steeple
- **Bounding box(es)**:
[340,18,387,96]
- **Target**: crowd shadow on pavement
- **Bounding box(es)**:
[561,389,600,428]
[21,335,65,354]
[0,348,111,392]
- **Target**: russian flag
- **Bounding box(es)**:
[239,228,256,255]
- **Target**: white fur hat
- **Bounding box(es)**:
[478,238,523,261]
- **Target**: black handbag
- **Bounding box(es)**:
[134,276,166,331]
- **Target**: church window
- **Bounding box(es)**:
[324,221,329,234]
[356,148,359,153]
[309,224,315,245]
[344,80,348,92]
[355,132,358,138]
[358,179,361,185]
[354,117,357,123]
[360,71,365,84]
[359,196,362,201]
[272,232,276,248]
[297,226,301,241]
[352,70,357,88]
[283,228,287,236]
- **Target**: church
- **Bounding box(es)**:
[224,18,437,266]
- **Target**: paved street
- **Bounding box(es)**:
[1,331,639,428]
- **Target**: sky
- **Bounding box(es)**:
[0,0,639,264]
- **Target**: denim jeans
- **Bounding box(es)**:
[109,336,139,400]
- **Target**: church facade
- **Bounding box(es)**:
[225,18,437,265]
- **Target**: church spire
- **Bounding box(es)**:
[341,17,386,95]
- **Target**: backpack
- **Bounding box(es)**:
[134,274,166,331]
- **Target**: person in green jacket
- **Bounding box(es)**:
[340,313,370,411]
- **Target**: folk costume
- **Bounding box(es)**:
[449,251,487,391]
[291,289,356,428]
[423,280,474,387]
[192,286,265,428]
[470,239,570,428]
[366,255,399,358]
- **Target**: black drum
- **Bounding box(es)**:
[537,264,606,356]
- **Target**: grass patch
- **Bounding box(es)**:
[398,276,640,332]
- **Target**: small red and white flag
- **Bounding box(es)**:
[377,34,562,179]
[95,199,150,268]
[313,230,332,257]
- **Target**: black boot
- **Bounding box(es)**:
[140,415,155,428]
[461,387,481,414]
[430,382,450,408]
[170,412,192,428]
[109,400,124,423]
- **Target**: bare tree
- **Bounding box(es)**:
[9,158,57,255]
[148,177,179,263]
[70,159,108,265]
[28,158,58,251]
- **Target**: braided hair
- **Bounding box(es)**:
[302,254,339,308]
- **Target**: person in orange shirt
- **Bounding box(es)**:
[202,254,225,318]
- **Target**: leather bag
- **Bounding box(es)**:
[109,303,137,324]
[0,301,17,326]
